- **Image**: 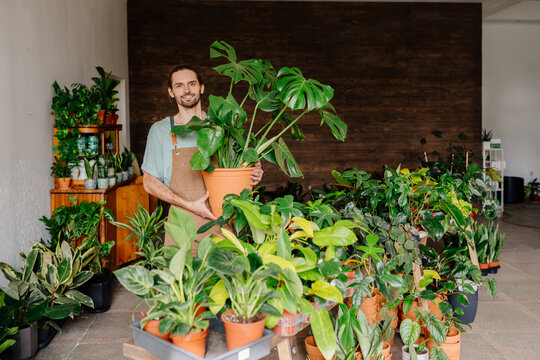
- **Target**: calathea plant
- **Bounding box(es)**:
[173,40,347,177]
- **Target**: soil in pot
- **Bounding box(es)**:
[305,336,335,360]
[221,309,267,351]
[202,167,254,217]
[427,326,461,360]
[171,327,209,358]
[79,269,113,313]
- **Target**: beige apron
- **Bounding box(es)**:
[164,117,220,255]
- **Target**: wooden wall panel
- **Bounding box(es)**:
[128,1,481,191]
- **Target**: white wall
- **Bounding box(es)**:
[483,1,540,183]
[0,0,128,283]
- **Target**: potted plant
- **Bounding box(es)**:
[0,291,18,356]
[486,220,504,273]
[83,156,97,190]
[115,207,217,356]
[91,66,120,124]
[173,40,347,215]
[110,204,166,270]
[206,247,280,350]
[96,154,109,189]
[482,128,492,150]
[121,147,134,181]
[111,152,123,183]
[50,157,74,190]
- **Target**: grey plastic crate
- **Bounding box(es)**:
[131,319,273,360]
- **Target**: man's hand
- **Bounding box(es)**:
[250,162,264,186]
[189,192,218,221]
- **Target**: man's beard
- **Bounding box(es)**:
[177,93,200,108]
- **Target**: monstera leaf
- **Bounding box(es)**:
[318,103,347,141]
[210,41,264,85]
[207,94,247,128]
[277,67,334,111]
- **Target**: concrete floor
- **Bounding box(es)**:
[36,203,540,360]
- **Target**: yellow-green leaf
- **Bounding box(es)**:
[291,217,313,237]
[262,254,295,271]
[209,279,229,314]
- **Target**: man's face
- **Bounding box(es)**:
[168,69,204,109]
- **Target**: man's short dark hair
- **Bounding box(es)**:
[167,65,204,88]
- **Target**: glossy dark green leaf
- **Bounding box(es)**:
[207,248,245,275]
[318,104,347,141]
[197,126,224,158]
[190,151,211,171]
[243,147,259,163]
[277,67,334,111]
[271,138,303,178]
[210,41,264,85]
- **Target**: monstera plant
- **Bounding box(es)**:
[173,40,347,177]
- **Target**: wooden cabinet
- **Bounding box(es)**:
[51,176,149,270]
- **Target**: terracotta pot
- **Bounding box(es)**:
[388,307,399,329]
[479,263,489,270]
[141,311,170,341]
[195,305,207,318]
[305,336,334,360]
[360,292,380,325]
[171,327,209,358]
[400,299,420,322]
[428,294,446,321]
[382,341,392,360]
[56,177,72,190]
[354,350,363,360]
[427,326,461,360]
[221,310,267,351]
[97,109,105,122]
[202,167,254,217]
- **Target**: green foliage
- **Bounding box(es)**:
[50,157,74,178]
[121,147,135,171]
[111,204,166,269]
[96,154,108,178]
[91,66,120,114]
[83,156,96,179]
[173,40,347,177]
[0,291,18,355]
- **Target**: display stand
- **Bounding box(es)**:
[482,142,505,216]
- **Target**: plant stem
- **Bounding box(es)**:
[228,79,234,96]
[257,108,309,155]
[259,106,287,142]
[242,104,259,157]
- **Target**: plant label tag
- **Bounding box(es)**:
[238,348,250,360]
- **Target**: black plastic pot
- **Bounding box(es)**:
[6,325,38,360]
[448,289,479,324]
[79,268,113,313]
[38,325,58,349]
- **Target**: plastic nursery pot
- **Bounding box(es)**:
[171,327,209,358]
[488,259,500,274]
[79,269,113,313]
[479,262,490,276]
[56,177,72,190]
[272,310,304,336]
[448,289,479,324]
[6,325,38,360]
[401,344,429,360]
[221,309,267,351]
[382,341,392,360]
[427,326,461,360]
[202,167,254,217]
[305,336,335,360]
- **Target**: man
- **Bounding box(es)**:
[141,65,263,245]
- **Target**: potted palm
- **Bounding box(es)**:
[173,40,347,216]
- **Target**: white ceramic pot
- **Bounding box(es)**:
[122,171,129,181]
[402,345,429,360]
[108,177,116,187]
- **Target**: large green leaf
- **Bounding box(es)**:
[277,67,334,111]
[209,279,228,314]
[197,126,224,158]
[210,41,264,85]
[310,308,336,360]
[439,201,467,229]
[22,249,39,282]
[313,226,357,248]
[271,138,303,178]
[190,151,211,171]
[71,271,93,288]
[44,303,82,320]
[400,318,421,347]
[207,248,245,275]
[113,266,154,296]
[65,290,94,308]
[318,104,347,141]
[169,240,190,281]
[207,94,247,128]
[56,258,72,285]
[231,200,271,230]
[277,228,292,260]
[167,207,197,243]
[310,281,343,304]
[249,86,281,112]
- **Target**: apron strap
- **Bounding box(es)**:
[170,116,180,155]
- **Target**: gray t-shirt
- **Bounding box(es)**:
[141,117,197,187]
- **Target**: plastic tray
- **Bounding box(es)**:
[131,318,273,360]
[272,311,306,336]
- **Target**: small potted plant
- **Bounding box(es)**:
[96,155,109,189]
[91,66,120,125]
[50,157,74,190]
[120,147,133,181]
[111,152,123,184]
[83,156,97,190]
[206,248,281,350]
[173,40,347,215]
